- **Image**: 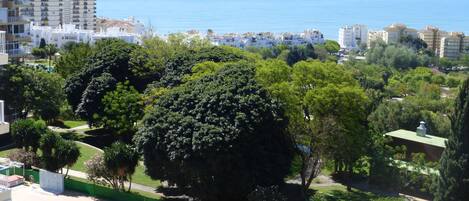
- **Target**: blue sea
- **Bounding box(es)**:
[97,0,469,39]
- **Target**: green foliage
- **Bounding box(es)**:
[135,62,293,201]
[434,78,469,201]
[324,40,340,54]
[64,39,139,124]
[366,42,428,69]
[285,44,317,65]
[305,84,370,172]
[0,65,65,121]
[103,142,139,191]
[39,38,47,49]
[399,35,428,51]
[55,43,93,79]
[101,82,143,135]
[247,186,287,201]
[39,131,80,173]
[31,48,47,59]
[75,73,118,127]
[11,119,47,153]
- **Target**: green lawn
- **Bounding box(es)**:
[64,121,87,129]
[1,142,161,189]
[73,142,161,188]
[71,143,102,172]
[311,185,405,201]
[0,149,9,158]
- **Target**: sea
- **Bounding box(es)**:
[97,0,469,40]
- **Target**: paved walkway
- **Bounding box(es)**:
[48,125,90,133]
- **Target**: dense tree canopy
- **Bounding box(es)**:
[366,41,430,69]
[135,62,293,201]
[101,82,143,136]
[11,119,47,153]
[0,65,65,121]
[434,78,469,201]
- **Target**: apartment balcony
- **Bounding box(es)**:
[6,33,31,43]
[2,0,31,7]
[6,48,26,57]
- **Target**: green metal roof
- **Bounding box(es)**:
[385,129,447,148]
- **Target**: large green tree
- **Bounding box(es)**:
[55,42,93,79]
[101,82,143,136]
[10,119,47,153]
[0,65,65,121]
[434,78,469,201]
[64,39,138,125]
[103,142,139,192]
[135,62,293,201]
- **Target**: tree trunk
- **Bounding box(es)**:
[346,163,352,191]
[128,176,132,192]
[65,166,70,178]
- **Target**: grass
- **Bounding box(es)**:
[68,176,162,200]
[63,120,87,129]
[311,185,405,201]
[0,149,9,158]
[71,143,102,172]
[1,142,161,189]
[72,142,161,188]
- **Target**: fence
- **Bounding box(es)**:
[64,178,160,201]
[0,167,39,183]
[1,167,160,201]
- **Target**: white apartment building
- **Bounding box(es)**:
[23,0,96,30]
[31,23,141,48]
[282,29,324,46]
[368,23,418,46]
[0,31,8,65]
[1,0,31,58]
[209,30,324,49]
[338,24,368,50]
[440,32,469,59]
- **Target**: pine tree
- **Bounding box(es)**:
[434,79,469,201]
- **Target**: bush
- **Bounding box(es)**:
[247,186,287,201]
[7,149,40,169]
[31,48,46,59]
[10,119,47,153]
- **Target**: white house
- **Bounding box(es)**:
[30,24,142,48]
[338,24,368,50]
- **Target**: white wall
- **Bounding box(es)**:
[0,188,11,201]
[39,170,64,194]
[0,100,4,124]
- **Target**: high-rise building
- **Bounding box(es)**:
[23,0,96,30]
[368,23,418,46]
[0,30,8,65]
[418,26,448,56]
[338,24,368,50]
[0,0,31,58]
[440,32,469,59]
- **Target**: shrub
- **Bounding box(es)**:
[247,186,287,201]
[7,149,40,169]
[10,119,47,153]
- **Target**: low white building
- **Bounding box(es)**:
[30,24,142,48]
[210,29,324,48]
[338,24,368,50]
[281,29,324,46]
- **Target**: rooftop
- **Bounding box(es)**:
[385,129,447,148]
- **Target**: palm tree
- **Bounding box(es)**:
[44,44,58,67]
